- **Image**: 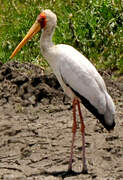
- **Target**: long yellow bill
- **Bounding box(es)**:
[10,21,41,59]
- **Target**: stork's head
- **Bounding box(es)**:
[10,9,57,59]
[38,10,57,29]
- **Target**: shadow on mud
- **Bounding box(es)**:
[44,169,88,178]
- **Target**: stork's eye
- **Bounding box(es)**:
[41,16,45,20]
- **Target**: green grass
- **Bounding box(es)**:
[0,0,123,74]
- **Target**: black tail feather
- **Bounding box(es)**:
[71,89,115,131]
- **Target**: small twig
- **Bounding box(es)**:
[112,0,115,6]
[12,0,20,14]
[68,15,81,47]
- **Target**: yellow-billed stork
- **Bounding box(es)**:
[10,10,115,173]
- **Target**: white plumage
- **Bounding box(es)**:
[60,45,115,123]
[10,9,115,174]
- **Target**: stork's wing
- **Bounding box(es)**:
[58,45,107,114]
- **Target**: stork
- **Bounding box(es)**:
[10,9,115,173]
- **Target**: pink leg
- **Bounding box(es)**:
[68,98,77,172]
[77,100,88,173]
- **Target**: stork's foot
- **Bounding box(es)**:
[82,166,88,174]
[67,168,73,174]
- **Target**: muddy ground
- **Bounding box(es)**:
[0,61,122,180]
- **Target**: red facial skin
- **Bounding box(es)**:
[37,12,46,28]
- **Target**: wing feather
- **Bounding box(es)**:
[58,45,107,114]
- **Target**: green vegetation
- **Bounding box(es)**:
[0,0,123,74]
